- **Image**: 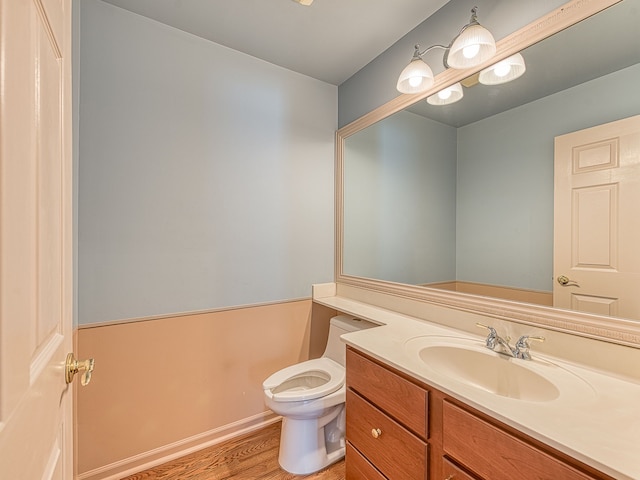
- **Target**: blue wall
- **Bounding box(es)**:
[456,63,640,290]
[343,111,457,284]
[77,0,337,324]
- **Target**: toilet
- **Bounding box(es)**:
[262,315,375,475]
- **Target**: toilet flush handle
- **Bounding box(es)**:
[371,428,382,439]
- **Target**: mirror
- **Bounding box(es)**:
[337,0,640,346]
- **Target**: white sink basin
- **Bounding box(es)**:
[404,336,595,403]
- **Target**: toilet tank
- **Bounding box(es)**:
[322,315,376,366]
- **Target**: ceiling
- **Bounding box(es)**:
[99,0,451,86]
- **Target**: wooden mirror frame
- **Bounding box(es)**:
[335,0,640,347]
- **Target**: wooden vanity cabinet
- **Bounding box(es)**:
[442,401,605,480]
[346,390,427,479]
[346,346,428,437]
[345,443,387,480]
[442,457,477,480]
[345,346,614,480]
[346,348,429,479]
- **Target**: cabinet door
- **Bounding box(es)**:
[443,457,479,480]
[347,348,428,438]
[347,390,427,480]
[346,443,387,480]
[443,401,601,480]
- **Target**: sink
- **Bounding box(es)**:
[404,336,595,402]
[417,343,559,401]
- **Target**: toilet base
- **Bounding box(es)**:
[277,405,345,475]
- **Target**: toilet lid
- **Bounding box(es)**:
[263,357,345,402]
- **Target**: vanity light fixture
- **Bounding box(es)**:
[427,82,463,105]
[479,53,526,85]
[292,0,313,5]
[446,8,497,69]
[396,46,436,94]
[396,6,496,94]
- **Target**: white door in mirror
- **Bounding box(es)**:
[554,115,640,318]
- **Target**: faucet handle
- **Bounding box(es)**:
[514,335,545,360]
[476,322,496,334]
[515,335,545,346]
[476,323,498,349]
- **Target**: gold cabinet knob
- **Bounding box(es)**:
[371,428,382,439]
[65,353,95,386]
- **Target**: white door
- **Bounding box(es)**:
[554,115,640,319]
[0,0,80,478]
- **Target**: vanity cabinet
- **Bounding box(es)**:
[346,390,427,479]
[345,348,428,479]
[443,401,599,480]
[345,443,387,480]
[345,347,614,480]
[442,458,476,480]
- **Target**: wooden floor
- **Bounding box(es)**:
[121,422,345,479]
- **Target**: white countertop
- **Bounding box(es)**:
[316,294,640,480]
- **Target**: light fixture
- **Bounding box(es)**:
[292,0,313,5]
[397,7,496,94]
[427,82,463,105]
[445,8,497,69]
[479,53,526,85]
[396,46,435,94]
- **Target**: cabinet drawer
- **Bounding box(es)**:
[346,348,428,438]
[443,457,479,480]
[443,401,598,480]
[347,389,427,480]
[346,442,387,480]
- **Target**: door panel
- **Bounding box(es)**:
[554,115,640,319]
[0,0,73,478]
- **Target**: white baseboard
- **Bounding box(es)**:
[76,411,281,480]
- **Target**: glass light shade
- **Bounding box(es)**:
[427,82,464,105]
[479,53,526,85]
[396,58,435,94]
[447,24,496,69]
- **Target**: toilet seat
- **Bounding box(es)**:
[263,357,345,402]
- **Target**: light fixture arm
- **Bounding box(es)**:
[412,43,448,60]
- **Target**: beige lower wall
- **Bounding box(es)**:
[425,281,553,306]
[76,300,337,478]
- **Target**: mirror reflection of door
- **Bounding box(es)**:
[553,115,640,318]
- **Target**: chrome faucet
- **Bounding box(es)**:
[476,323,545,360]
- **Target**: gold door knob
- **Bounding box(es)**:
[65,353,95,386]
[557,275,580,287]
[371,428,382,439]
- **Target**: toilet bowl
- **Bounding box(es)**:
[262,315,375,475]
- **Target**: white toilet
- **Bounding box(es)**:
[263,315,375,475]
